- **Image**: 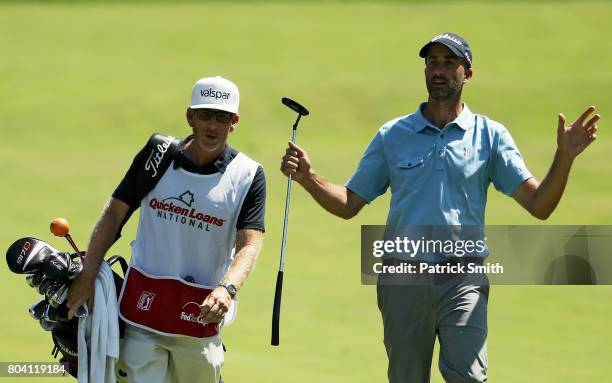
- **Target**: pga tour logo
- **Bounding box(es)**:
[137,292,156,311]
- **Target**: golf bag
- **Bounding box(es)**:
[6,237,128,378]
[5,133,181,379]
[50,254,128,378]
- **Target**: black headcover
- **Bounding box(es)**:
[6,238,59,274]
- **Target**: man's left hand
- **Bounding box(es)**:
[557,105,600,160]
[199,286,231,324]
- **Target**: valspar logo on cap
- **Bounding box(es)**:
[190,76,239,114]
[200,88,230,100]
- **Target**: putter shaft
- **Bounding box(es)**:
[278,120,299,271]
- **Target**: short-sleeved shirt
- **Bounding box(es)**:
[113,136,266,232]
[346,103,532,226]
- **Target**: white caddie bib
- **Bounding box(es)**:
[119,152,259,337]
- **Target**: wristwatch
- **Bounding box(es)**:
[219,282,237,299]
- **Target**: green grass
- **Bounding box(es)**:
[1,2,611,382]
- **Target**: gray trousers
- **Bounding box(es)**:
[377,274,489,383]
[121,324,224,383]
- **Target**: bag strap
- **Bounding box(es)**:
[114,133,181,242]
[107,255,129,275]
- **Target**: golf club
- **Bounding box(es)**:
[29,299,49,321]
[38,275,54,296]
[40,305,57,331]
[272,97,310,346]
[41,252,73,280]
[6,237,59,274]
[25,273,36,287]
[27,271,46,288]
[46,280,69,308]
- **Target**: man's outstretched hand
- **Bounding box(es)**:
[557,105,600,160]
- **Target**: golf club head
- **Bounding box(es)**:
[40,305,58,331]
[40,316,57,331]
[29,299,49,321]
[37,275,54,296]
[6,237,60,274]
[25,273,36,287]
[46,281,69,308]
[281,97,309,116]
[41,252,72,280]
[27,272,46,288]
[77,305,88,318]
[43,304,59,322]
[67,260,83,280]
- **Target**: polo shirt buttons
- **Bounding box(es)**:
[435,146,446,170]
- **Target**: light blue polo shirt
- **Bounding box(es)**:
[346,103,533,227]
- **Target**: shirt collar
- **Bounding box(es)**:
[173,135,237,174]
[413,102,475,133]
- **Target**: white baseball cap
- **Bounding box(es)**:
[190,76,239,114]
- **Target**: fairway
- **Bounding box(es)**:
[1,1,611,382]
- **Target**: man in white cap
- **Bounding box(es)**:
[68,76,266,383]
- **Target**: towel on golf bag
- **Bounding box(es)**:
[77,262,120,383]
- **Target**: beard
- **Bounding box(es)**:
[426,75,463,101]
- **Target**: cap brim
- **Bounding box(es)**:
[190,104,237,114]
[419,41,467,66]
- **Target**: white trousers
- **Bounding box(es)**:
[120,324,224,383]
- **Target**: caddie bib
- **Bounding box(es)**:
[120,151,259,336]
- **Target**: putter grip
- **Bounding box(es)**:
[271,270,284,346]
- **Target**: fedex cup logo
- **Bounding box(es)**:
[180,302,204,324]
[137,292,156,311]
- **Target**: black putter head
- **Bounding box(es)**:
[281,97,309,116]
[6,237,59,274]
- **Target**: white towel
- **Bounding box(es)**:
[77,262,120,383]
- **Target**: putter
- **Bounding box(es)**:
[272,97,310,346]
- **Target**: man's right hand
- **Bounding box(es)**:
[281,141,312,184]
[66,265,97,320]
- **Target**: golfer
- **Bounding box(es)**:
[280,33,600,382]
[68,76,266,383]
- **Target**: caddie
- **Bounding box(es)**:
[68,76,266,383]
[281,32,600,382]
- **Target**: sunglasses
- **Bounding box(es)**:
[194,109,234,123]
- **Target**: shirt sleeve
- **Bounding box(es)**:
[345,130,390,203]
[112,143,151,209]
[236,166,266,232]
[489,126,533,196]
